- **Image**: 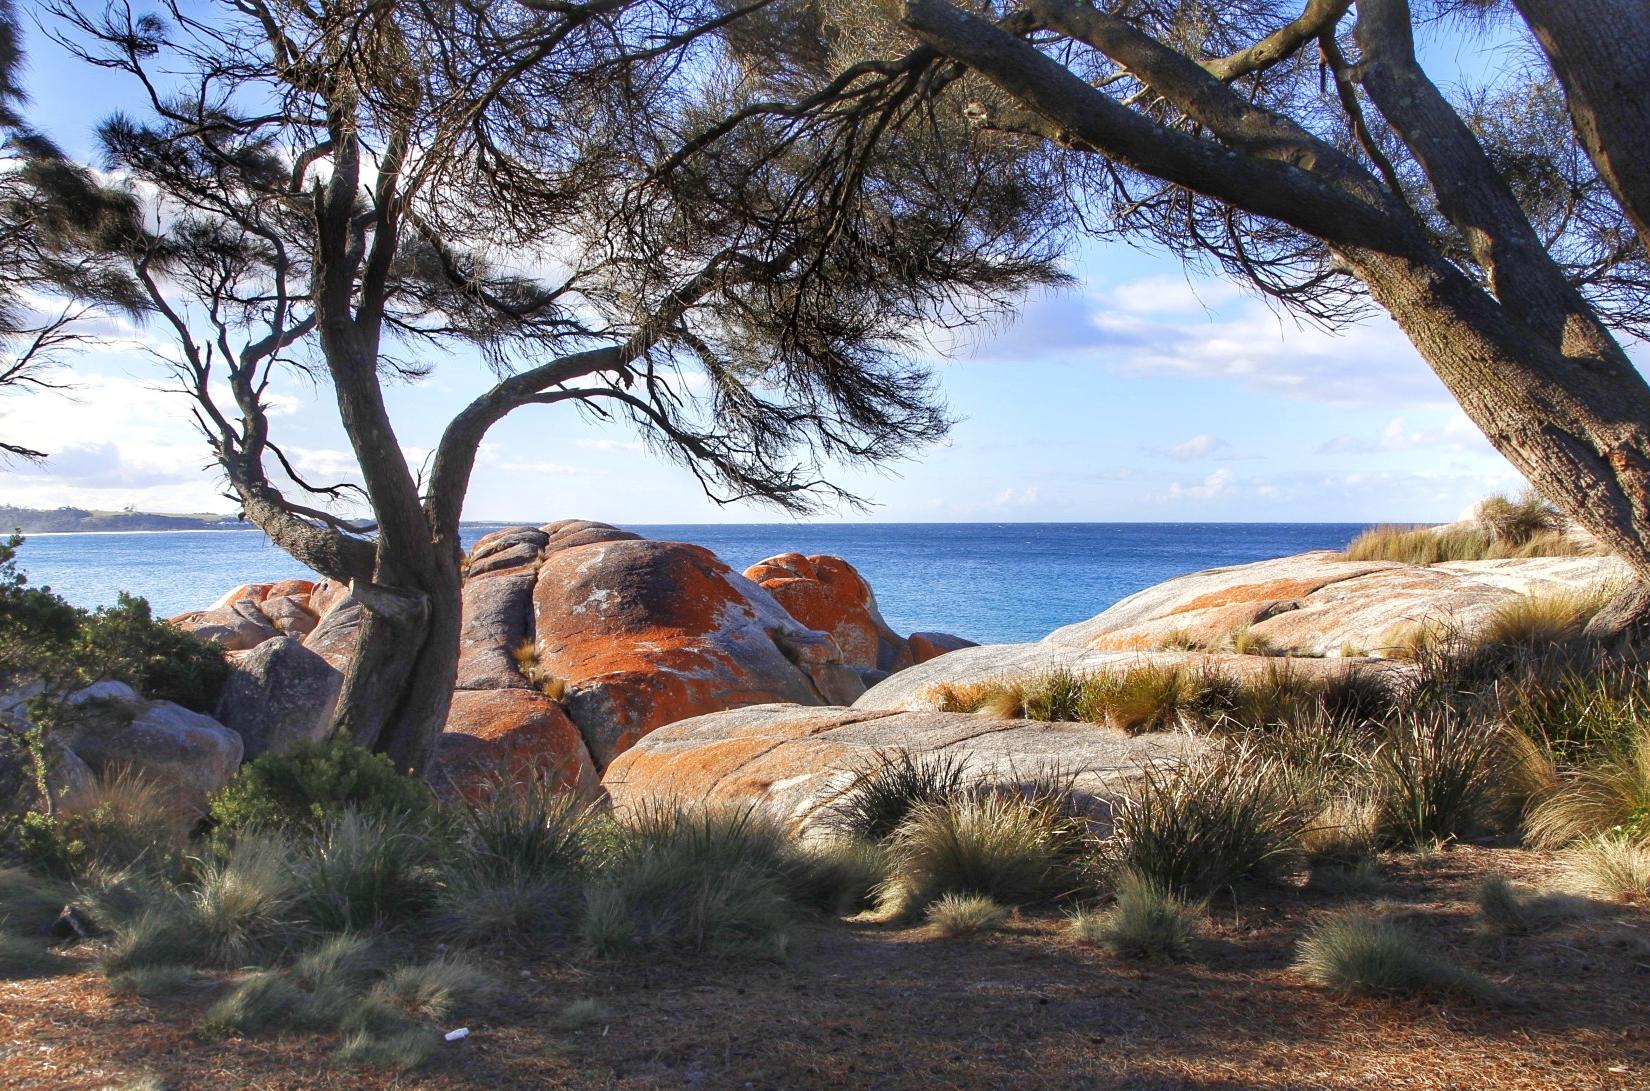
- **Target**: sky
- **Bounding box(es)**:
[0,6,1613,526]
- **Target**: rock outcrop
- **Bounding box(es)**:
[744,552,913,675]
[601,702,1197,839]
[1045,551,1630,658]
[170,578,329,650]
[533,536,865,767]
[908,631,978,664]
[215,637,341,760]
[52,681,243,815]
[436,689,598,800]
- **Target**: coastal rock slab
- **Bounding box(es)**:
[744,552,912,674]
[601,703,1197,839]
[169,599,281,651]
[1050,551,1632,658]
[436,689,598,800]
[215,636,341,760]
[455,571,537,691]
[302,596,365,672]
[853,645,1406,713]
[55,681,242,815]
[532,537,864,768]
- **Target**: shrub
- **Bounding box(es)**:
[81,594,229,713]
[298,809,437,932]
[1106,746,1305,898]
[1557,833,1650,901]
[1369,709,1498,847]
[925,892,1008,937]
[580,806,797,959]
[209,734,436,835]
[1294,911,1498,1000]
[826,750,971,843]
[881,791,1087,915]
[1523,727,1650,849]
[1069,870,1200,960]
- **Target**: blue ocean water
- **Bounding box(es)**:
[16,522,1366,645]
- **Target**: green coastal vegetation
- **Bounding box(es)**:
[0,507,237,535]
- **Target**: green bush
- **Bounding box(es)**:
[209,734,437,835]
[82,594,228,713]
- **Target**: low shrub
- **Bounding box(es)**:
[881,791,1088,916]
[209,734,437,835]
[925,892,1008,937]
[1105,746,1306,897]
[825,750,971,843]
[1069,869,1200,960]
[80,594,229,713]
[1294,911,1498,999]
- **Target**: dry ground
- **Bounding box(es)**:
[2,845,1646,1091]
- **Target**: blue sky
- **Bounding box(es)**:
[0,6,1596,525]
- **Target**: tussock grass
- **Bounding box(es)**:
[52,766,191,877]
[0,867,70,936]
[0,933,67,979]
[1343,519,1593,565]
[787,837,890,916]
[1294,911,1499,999]
[580,806,796,959]
[1300,791,1382,867]
[1475,583,1621,654]
[931,662,1394,738]
[825,749,971,842]
[881,791,1089,916]
[1106,746,1306,898]
[1558,834,1650,901]
[299,809,435,932]
[370,956,492,1021]
[1069,870,1200,960]
[1475,876,1594,934]
[104,963,200,998]
[512,640,568,701]
[336,1027,438,1072]
[1523,727,1650,849]
[189,830,299,964]
[554,997,612,1031]
[1227,626,1276,657]
[925,892,1008,937]
[1369,709,1498,847]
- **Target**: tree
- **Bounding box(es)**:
[50,0,1060,773]
[683,0,1650,609]
[0,0,144,462]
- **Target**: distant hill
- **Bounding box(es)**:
[0,505,241,534]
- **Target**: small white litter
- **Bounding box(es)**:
[444,1028,471,1042]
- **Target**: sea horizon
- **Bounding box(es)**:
[16,520,1375,645]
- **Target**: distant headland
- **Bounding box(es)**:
[0,505,240,534]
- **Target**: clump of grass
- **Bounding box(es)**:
[188,830,299,965]
[826,749,971,842]
[786,837,890,916]
[1342,515,1593,565]
[1378,617,1459,661]
[0,866,70,936]
[1306,857,1387,896]
[512,640,568,700]
[99,903,203,975]
[1069,870,1200,960]
[104,963,201,998]
[0,933,67,979]
[1294,911,1498,999]
[925,892,1008,937]
[336,1027,438,1072]
[1475,583,1620,654]
[38,766,191,878]
[1475,876,1593,934]
[579,806,796,959]
[1369,709,1498,847]
[1227,626,1275,657]
[298,809,436,933]
[1557,833,1650,901]
[202,934,383,1038]
[1523,727,1650,849]
[1475,491,1559,546]
[370,957,492,1022]
[1105,745,1305,898]
[1300,790,1382,867]
[881,790,1089,917]
[554,997,612,1031]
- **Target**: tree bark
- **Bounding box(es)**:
[1513,0,1650,252]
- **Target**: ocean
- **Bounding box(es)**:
[15,522,1367,645]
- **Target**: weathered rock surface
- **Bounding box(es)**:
[436,689,599,800]
[601,703,1197,839]
[215,637,341,760]
[0,733,93,816]
[1047,551,1631,658]
[853,644,1406,712]
[908,631,978,664]
[54,681,242,815]
[455,571,537,691]
[744,552,912,674]
[171,578,325,649]
[533,537,865,767]
[301,596,365,672]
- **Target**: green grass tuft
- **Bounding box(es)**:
[1294,911,1499,1000]
[1069,869,1200,960]
[825,750,971,842]
[1557,833,1650,901]
[925,892,1008,937]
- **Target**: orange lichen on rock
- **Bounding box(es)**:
[436,688,598,800]
[1167,577,1343,615]
[744,551,911,672]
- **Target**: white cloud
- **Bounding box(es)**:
[992,485,1042,507]
[575,438,644,453]
[1317,412,1494,455]
[1150,433,1230,461]
[1166,468,1235,501]
[1109,275,1242,315]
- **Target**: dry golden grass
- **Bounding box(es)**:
[511,639,568,700]
[1343,525,1596,565]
